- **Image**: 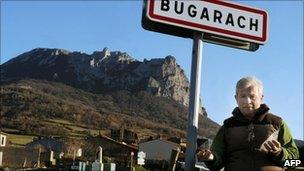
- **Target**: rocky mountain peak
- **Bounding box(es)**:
[1,47,206,116]
[91,47,110,59]
[30,48,71,56]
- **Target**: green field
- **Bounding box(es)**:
[8,134,37,146]
[44,118,109,137]
[3,118,111,146]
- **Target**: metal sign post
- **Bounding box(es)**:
[185,32,203,170]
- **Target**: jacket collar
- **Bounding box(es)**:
[232,104,270,122]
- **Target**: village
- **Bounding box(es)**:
[0,128,212,171]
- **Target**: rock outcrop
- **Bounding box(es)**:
[1,47,206,115]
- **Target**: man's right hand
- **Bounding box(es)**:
[197,149,214,161]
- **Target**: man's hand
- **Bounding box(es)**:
[197,149,214,161]
[260,140,282,156]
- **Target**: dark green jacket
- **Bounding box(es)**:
[205,104,299,171]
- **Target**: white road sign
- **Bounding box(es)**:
[145,0,268,44]
[137,151,146,165]
[138,151,146,158]
[137,158,145,165]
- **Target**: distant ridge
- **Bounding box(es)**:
[0,47,221,138]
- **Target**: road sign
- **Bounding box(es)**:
[143,0,267,44]
[137,158,145,165]
[138,151,146,158]
[137,151,146,165]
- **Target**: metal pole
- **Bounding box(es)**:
[185,32,203,171]
[130,152,134,171]
[37,147,41,168]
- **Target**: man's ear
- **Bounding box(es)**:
[261,94,264,101]
[234,94,237,101]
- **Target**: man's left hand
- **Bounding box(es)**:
[261,140,282,156]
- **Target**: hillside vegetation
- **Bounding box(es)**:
[1,79,220,139]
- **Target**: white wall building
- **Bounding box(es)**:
[0,133,6,147]
[0,131,7,166]
[139,139,180,162]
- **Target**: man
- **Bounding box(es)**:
[198,76,299,171]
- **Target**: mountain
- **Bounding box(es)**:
[1,48,194,109]
[0,48,220,138]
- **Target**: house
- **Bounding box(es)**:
[139,139,180,162]
[0,131,8,166]
[139,139,181,170]
[0,132,7,147]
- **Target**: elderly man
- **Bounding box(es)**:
[198,76,299,171]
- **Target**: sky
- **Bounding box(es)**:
[1,1,303,140]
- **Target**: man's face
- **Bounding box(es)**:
[235,86,263,118]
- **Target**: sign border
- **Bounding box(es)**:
[147,0,268,44]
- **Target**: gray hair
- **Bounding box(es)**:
[236,76,263,95]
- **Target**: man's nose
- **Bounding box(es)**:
[243,97,252,104]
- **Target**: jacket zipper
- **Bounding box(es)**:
[248,122,255,171]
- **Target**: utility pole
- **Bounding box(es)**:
[130,152,134,171]
[185,32,203,170]
[37,147,41,168]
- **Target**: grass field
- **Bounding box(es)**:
[44,118,109,137]
[8,134,37,146]
[3,118,111,146]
